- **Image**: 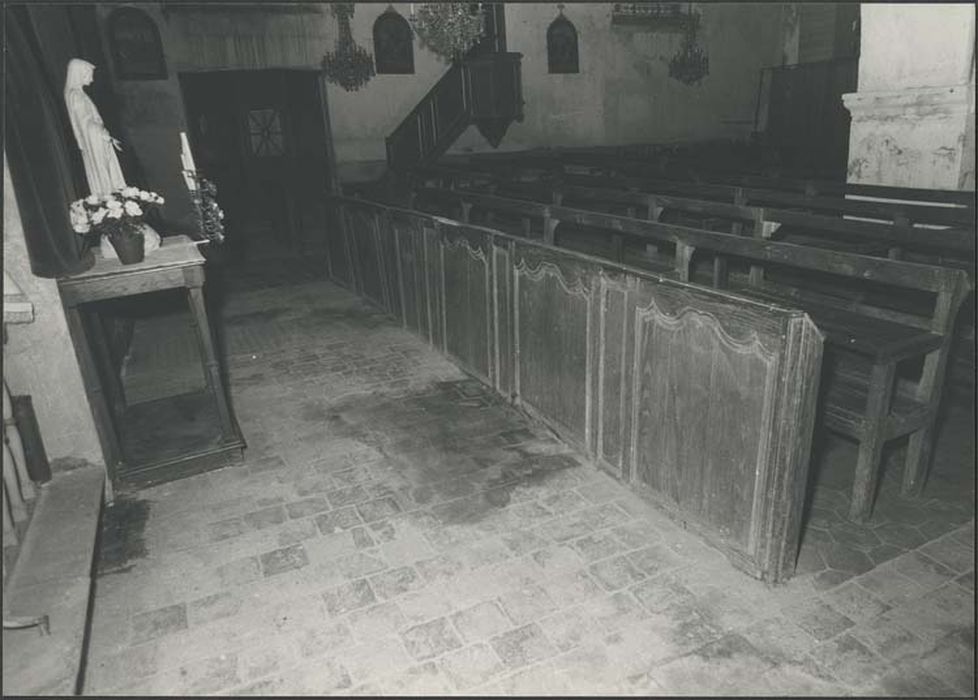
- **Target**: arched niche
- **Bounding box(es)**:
[547,12,579,74]
[373,7,414,75]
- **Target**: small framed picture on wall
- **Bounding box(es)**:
[108,7,167,80]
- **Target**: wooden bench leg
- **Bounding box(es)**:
[848,361,896,522]
[901,350,948,496]
[712,256,728,288]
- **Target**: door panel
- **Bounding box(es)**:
[180,69,330,260]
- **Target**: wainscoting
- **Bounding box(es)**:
[325,197,823,582]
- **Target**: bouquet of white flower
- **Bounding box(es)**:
[70,187,164,238]
[70,187,165,263]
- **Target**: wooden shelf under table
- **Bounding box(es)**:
[58,236,245,494]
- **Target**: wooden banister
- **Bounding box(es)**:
[386,53,523,173]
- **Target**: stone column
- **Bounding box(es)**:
[843,4,975,190]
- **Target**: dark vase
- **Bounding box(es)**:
[109,231,145,264]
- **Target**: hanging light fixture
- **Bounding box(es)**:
[409,3,486,63]
[668,3,709,85]
[322,3,376,91]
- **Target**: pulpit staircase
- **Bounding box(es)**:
[385,52,524,174]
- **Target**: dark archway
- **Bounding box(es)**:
[547,13,579,74]
[373,8,414,75]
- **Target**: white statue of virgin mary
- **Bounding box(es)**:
[64,59,126,195]
[64,58,160,256]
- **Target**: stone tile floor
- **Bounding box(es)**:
[82,263,975,696]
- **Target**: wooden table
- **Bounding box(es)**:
[59,236,245,492]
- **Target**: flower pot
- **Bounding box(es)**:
[100,223,161,261]
[108,231,145,264]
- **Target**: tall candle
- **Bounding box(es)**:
[180,131,197,172]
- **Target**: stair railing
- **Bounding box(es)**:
[386,52,523,173]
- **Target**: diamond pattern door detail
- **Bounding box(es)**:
[247,108,285,157]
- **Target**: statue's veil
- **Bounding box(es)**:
[64,58,95,92]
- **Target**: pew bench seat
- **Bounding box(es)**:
[822,370,931,442]
[741,289,944,361]
[734,288,936,454]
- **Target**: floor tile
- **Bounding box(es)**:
[82,274,976,697]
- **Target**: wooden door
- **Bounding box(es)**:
[236,70,294,257]
[180,70,331,261]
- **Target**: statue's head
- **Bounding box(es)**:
[65,58,96,91]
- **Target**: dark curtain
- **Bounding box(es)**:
[64,5,149,189]
[4,6,93,277]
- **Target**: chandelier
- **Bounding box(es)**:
[668,5,709,85]
[322,3,375,91]
[410,3,486,63]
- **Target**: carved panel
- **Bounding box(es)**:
[349,209,386,309]
[442,234,492,380]
[515,258,591,442]
[394,219,426,336]
[424,225,445,351]
[630,298,778,549]
[598,279,629,474]
[377,214,400,319]
[327,205,353,288]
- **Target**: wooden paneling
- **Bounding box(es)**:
[434,67,465,135]
[378,212,400,319]
[325,204,353,289]
[493,241,514,397]
[392,214,427,337]
[348,209,386,308]
[442,229,492,381]
[424,225,445,352]
[324,195,823,582]
[630,295,778,549]
[597,276,629,476]
[386,53,522,172]
[513,251,592,444]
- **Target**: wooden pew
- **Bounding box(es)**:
[446,152,975,278]
[407,184,971,522]
[460,148,975,212]
[411,165,976,281]
[450,151,975,229]
[731,174,976,208]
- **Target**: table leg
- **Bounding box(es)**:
[64,306,123,483]
[84,308,127,419]
[848,360,896,522]
[2,477,16,547]
[186,285,235,441]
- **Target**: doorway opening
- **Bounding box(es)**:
[179,69,332,268]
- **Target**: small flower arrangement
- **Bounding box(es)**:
[191,177,226,244]
[70,187,165,241]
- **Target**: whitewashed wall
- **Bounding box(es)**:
[2,155,104,469]
[844,4,976,190]
[114,3,784,185]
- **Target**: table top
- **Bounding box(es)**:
[59,235,204,283]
